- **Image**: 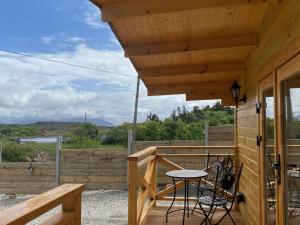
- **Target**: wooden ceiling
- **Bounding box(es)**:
[91,0,271,105]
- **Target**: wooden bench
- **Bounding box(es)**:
[0,184,85,225]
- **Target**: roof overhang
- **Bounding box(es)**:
[91,0,271,106]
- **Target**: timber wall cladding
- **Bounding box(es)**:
[237,2,300,225]
[0,162,56,194]
[60,149,127,190]
[0,149,127,194]
[0,126,234,194]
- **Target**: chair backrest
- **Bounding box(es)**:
[205,154,233,182]
[212,163,243,204]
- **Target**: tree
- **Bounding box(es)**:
[146,113,160,122]
[170,109,177,121]
[73,123,99,140]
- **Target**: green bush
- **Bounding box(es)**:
[101,125,129,146]
[2,142,37,162]
[62,138,102,149]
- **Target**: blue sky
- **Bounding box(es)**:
[0,0,215,125]
[0,0,117,53]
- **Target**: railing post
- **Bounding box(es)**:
[62,193,82,225]
[128,158,138,225]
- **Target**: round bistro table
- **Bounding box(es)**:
[165,170,208,225]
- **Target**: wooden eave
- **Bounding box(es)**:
[91,0,271,106]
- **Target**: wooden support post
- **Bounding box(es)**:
[128,159,138,225]
[62,193,82,225]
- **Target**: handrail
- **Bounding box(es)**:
[156,145,237,150]
[0,184,85,225]
[128,146,157,161]
[156,153,235,158]
[127,145,237,225]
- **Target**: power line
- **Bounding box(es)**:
[0,48,136,78]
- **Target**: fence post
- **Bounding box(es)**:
[204,121,209,166]
[128,130,133,155]
[0,142,2,163]
[55,136,62,186]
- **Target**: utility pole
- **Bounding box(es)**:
[84,113,87,123]
[133,77,140,140]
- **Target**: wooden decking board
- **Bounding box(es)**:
[141,206,246,225]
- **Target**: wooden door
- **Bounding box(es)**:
[277,54,300,225]
[259,73,278,225]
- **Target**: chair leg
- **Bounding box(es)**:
[191,200,199,214]
[198,203,214,225]
[214,205,236,225]
[209,206,217,220]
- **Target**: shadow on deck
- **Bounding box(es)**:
[142,206,245,225]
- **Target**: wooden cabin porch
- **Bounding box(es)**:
[142,206,244,225]
[127,146,241,225]
[91,1,300,225]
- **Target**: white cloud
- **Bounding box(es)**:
[41,36,54,45]
[0,44,216,125]
[65,37,86,44]
[83,4,108,30]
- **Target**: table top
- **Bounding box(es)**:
[166,170,208,179]
[288,169,300,178]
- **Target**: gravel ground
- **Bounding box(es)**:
[0,190,128,225]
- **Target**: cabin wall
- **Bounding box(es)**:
[237,1,300,225]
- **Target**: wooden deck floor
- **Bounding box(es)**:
[142,206,245,225]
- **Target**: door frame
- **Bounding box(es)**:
[259,72,277,225]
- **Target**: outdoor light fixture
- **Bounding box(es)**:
[230,81,247,104]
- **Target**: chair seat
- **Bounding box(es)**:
[199,184,214,190]
[198,195,227,206]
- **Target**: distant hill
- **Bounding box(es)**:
[0,121,112,138]
[0,117,113,127]
[52,118,113,127]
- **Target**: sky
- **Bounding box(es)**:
[0,0,216,125]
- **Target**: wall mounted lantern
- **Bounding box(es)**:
[230,81,247,104]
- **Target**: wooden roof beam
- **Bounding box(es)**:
[147,81,233,96]
[143,71,242,85]
[125,34,256,57]
[99,0,268,22]
[186,91,235,106]
[186,89,232,101]
[139,61,245,77]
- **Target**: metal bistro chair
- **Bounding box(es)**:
[192,154,233,212]
[196,163,243,225]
